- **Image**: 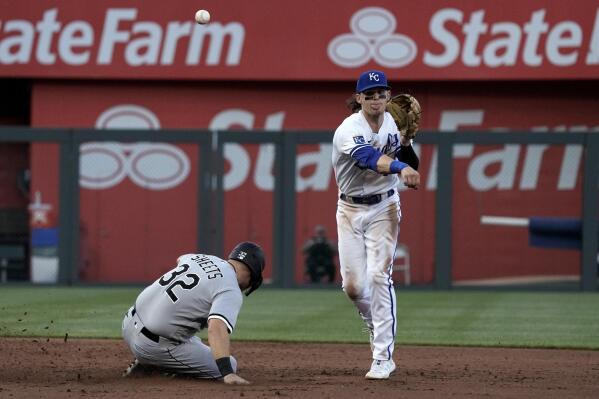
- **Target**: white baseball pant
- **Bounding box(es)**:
[336,193,400,360]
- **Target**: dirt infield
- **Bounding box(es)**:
[0,338,597,398]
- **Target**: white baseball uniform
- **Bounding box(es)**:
[332,110,404,361]
[122,253,242,378]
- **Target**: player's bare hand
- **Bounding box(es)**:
[223,373,250,385]
[400,166,420,190]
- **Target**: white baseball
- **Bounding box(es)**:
[195,9,210,24]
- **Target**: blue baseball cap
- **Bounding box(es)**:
[356,70,391,93]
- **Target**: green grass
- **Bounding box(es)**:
[0,287,598,349]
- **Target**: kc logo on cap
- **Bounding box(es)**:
[356,70,391,93]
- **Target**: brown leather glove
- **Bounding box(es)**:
[386,94,422,140]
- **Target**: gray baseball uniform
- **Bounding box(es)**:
[122,253,243,378]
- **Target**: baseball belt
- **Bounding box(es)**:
[129,307,164,343]
[340,189,395,205]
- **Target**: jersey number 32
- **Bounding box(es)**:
[158,264,200,302]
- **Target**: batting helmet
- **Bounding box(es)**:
[228,241,266,296]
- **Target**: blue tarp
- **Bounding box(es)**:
[528,217,596,250]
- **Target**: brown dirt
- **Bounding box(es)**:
[0,338,598,398]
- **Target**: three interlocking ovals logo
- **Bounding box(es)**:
[328,7,417,68]
[80,105,191,190]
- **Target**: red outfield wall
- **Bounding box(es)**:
[1,0,596,283]
[30,81,596,283]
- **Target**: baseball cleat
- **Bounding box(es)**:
[122,359,156,378]
[365,359,396,380]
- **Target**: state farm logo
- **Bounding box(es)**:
[79,105,190,190]
[0,8,244,66]
[327,7,599,70]
[328,7,417,68]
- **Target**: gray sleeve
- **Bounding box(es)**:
[208,289,243,334]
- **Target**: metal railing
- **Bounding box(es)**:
[1,127,597,290]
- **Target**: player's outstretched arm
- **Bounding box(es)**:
[376,154,420,189]
[351,146,420,189]
[208,319,250,385]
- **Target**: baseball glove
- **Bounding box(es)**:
[386,94,422,140]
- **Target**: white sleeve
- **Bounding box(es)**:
[208,290,243,334]
[335,123,370,157]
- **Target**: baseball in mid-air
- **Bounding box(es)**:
[195,9,210,24]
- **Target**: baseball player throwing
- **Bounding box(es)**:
[121,242,266,385]
[332,70,420,379]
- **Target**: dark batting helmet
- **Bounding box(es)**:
[228,241,266,296]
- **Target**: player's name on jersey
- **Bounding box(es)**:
[190,255,223,279]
